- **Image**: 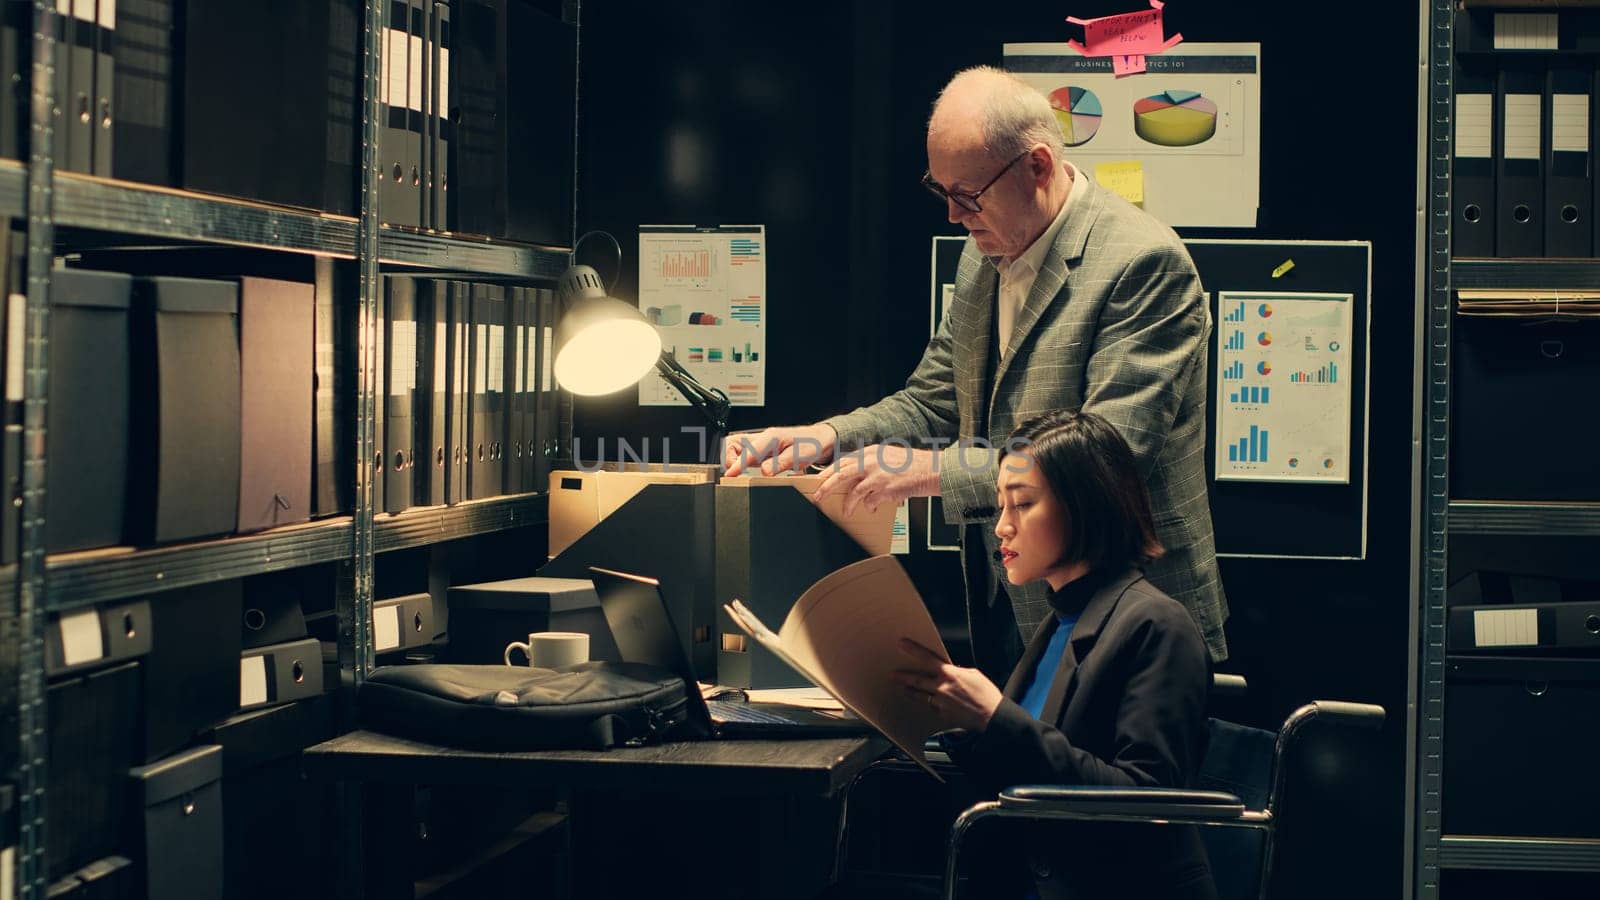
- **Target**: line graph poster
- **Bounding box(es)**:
[637,224,766,407]
[1214,291,1353,484]
[1003,42,1261,228]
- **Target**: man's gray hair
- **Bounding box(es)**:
[934,65,1064,158]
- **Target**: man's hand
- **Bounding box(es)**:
[723,424,838,477]
[813,443,940,516]
[892,638,1004,733]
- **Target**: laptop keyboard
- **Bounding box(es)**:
[708,701,800,725]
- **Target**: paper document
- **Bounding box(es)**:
[725,555,950,779]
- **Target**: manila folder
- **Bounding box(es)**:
[725,555,949,778]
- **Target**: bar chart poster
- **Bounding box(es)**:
[637,225,766,407]
[1213,291,1353,483]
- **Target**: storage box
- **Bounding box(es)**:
[547,466,717,559]
[47,661,140,880]
[127,276,241,544]
[205,696,336,900]
[143,581,243,763]
[46,268,132,553]
[540,481,717,678]
[445,576,617,664]
[715,481,877,688]
[130,745,224,900]
[1444,655,1600,837]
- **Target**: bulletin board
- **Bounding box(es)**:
[929,235,1371,560]
[1187,240,1371,559]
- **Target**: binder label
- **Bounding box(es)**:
[385,28,409,108]
[409,34,425,113]
[59,609,104,667]
[439,47,450,119]
[517,325,528,392]
[1455,93,1492,159]
[96,0,113,30]
[240,654,269,707]
[6,293,23,402]
[71,0,92,20]
[541,327,554,391]
[488,324,504,393]
[390,320,417,396]
[1493,13,1557,51]
[375,603,401,652]
[476,324,488,393]
[1552,94,1589,154]
[1504,94,1542,161]
[1472,608,1538,647]
[434,319,446,387]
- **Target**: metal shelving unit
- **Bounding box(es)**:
[1419,3,1600,895]
[1446,502,1600,536]
[374,494,550,554]
[1452,257,1600,290]
[1439,837,1600,872]
[5,2,571,897]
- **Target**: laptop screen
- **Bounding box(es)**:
[588,566,702,684]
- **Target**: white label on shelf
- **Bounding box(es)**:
[390,320,416,396]
[374,604,401,652]
[386,28,409,109]
[1552,94,1589,154]
[6,294,24,403]
[240,655,268,707]
[1473,608,1539,648]
[59,609,103,668]
[1503,94,1542,161]
[1,846,13,900]
[1454,93,1492,160]
[1494,13,1557,50]
[488,324,504,393]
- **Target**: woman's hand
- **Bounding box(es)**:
[892,638,1005,733]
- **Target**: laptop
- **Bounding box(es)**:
[588,565,872,738]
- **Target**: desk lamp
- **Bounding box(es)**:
[553,232,732,461]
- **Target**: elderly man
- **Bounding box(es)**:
[725,66,1227,673]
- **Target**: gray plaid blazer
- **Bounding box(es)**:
[825,181,1228,661]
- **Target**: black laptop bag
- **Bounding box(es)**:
[360,661,708,750]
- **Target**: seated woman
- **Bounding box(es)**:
[893,410,1216,900]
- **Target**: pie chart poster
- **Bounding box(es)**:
[1004,42,1261,229]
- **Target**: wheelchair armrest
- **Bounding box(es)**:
[999,784,1247,820]
[1308,700,1386,730]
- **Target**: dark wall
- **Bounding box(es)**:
[577,3,1417,898]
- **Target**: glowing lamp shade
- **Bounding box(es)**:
[551,290,662,396]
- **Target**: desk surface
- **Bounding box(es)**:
[303,730,893,797]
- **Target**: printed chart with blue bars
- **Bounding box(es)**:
[638,224,767,407]
[1213,291,1355,483]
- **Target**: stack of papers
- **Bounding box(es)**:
[1457,289,1600,318]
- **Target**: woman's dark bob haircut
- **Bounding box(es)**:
[1000,410,1165,571]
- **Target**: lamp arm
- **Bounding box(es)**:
[655,351,732,462]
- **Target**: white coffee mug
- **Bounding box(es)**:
[504,631,590,668]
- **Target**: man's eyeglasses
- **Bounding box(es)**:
[921,150,1031,213]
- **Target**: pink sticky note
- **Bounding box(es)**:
[1112,54,1147,76]
[1066,1,1184,60]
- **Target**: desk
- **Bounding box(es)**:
[304,730,893,899]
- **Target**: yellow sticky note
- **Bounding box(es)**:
[1094,161,1144,206]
